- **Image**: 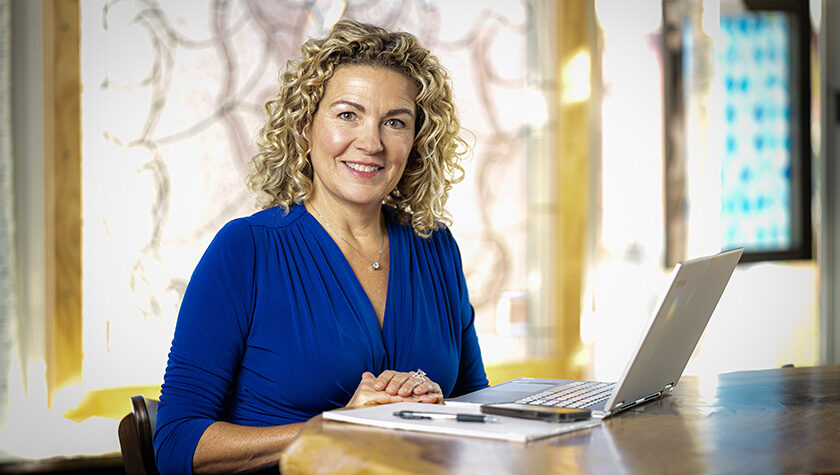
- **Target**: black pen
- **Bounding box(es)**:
[393,410,500,423]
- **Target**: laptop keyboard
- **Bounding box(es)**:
[516,381,615,409]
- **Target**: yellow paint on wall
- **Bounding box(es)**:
[484,359,566,386]
[63,385,161,422]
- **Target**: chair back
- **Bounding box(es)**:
[118,395,160,475]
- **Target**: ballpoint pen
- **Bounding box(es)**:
[393,410,500,423]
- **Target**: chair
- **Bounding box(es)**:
[118,395,160,475]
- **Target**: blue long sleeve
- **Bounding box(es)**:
[154,219,256,475]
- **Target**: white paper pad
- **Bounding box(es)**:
[322,402,602,442]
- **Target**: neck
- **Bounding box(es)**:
[305,192,384,243]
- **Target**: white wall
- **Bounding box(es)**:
[820,0,840,364]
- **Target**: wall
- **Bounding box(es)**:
[820,0,840,365]
[10,0,47,404]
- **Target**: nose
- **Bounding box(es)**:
[354,122,384,153]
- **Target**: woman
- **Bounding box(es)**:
[153,19,488,474]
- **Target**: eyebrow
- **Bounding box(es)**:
[330,100,415,118]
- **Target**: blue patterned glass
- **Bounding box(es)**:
[718,13,791,251]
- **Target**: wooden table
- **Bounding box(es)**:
[0,453,124,474]
[281,365,840,474]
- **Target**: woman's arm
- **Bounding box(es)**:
[445,228,490,397]
[192,422,303,474]
[192,370,436,473]
[155,220,258,474]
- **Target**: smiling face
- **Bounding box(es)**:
[307,65,418,211]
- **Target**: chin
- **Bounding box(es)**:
[335,188,390,207]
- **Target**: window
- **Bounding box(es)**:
[666,0,813,264]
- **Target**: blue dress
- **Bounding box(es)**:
[153,204,488,474]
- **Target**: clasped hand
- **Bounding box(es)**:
[346,370,444,408]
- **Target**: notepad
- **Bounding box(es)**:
[322,402,602,442]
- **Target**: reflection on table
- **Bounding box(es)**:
[282,365,840,474]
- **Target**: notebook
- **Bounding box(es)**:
[323,401,602,442]
[446,248,743,419]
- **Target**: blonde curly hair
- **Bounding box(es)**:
[247,19,468,237]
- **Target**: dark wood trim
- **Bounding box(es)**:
[43,0,82,403]
[791,0,814,260]
[662,0,689,267]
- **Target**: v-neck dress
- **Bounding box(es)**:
[153,204,489,475]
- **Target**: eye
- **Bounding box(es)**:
[338,111,356,120]
[385,118,406,129]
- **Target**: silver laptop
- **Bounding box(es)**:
[447,248,744,419]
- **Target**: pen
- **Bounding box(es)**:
[393,410,500,423]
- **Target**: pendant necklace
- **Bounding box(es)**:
[309,203,385,271]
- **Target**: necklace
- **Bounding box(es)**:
[309,203,385,271]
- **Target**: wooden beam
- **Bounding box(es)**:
[43,0,82,403]
[554,0,595,380]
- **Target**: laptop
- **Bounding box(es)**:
[446,248,744,419]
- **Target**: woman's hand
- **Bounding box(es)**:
[373,370,444,404]
[345,371,444,408]
[346,372,406,408]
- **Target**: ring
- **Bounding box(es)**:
[411,369,427,383]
